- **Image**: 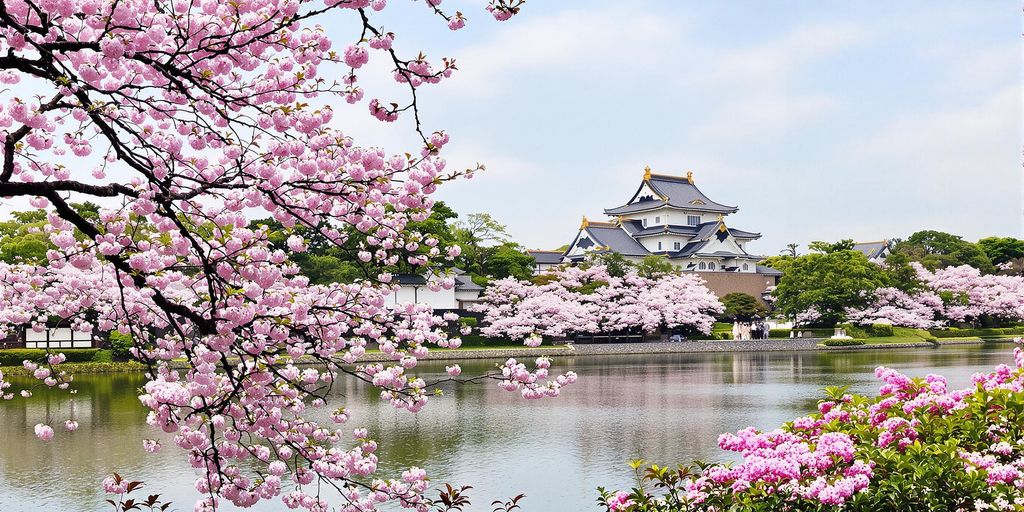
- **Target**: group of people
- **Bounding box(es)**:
[732,319,770,340]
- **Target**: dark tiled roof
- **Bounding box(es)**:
[619,219,644,235]
[853,241,888,259]
[585,224,651,257]
[756,265,784,276]
[669,240,709,258]
[605,174,738,215]
[728,227,761,239]
[528,250,565,265]
[394,274,427,285]
[454,274,483,291]
[603,199,664,215]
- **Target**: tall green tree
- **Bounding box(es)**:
[891,230,994,273]
[978,236,1024,266]
[719,292,769,321]
[585,252,634,278]
[773,248,889,326]
[635,255,678,278]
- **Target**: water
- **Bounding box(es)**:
[0,345,1015,512]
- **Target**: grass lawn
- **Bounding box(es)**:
[858,327,985,345]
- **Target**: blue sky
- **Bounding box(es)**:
[329,0,1021,255]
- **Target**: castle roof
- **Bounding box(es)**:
[528,250,566,265]
[853,240,889,259]
[572,221,651,257]
[605,171,738,216]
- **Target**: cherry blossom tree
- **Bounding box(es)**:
[474,265,724,341]
[0,1,572,510]
[915,264,1024,325]
[845,287,945,329]
[845,263,1024,328]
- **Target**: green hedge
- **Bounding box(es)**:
[822,339,865,347]
[841,323,894,339]
[0,348,102,366]
[928,327,1024,338]
[458,317,479,327]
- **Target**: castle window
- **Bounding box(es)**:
[674,242,681,250]
[699,262,706,270]
[654,216,661,224]
[642,218,648,227]
[687,215,700,226]
[708,262,716,270]
[743,263,749,271]
[657,241,662,251]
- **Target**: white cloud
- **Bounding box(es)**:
[441,7,679,97]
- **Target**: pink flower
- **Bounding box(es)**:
[34,424,54,441]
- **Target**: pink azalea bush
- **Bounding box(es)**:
[474,265,724,341]
[0,1,560,510]
[600,338,1024,511]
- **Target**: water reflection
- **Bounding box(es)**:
[0,345,1014,511]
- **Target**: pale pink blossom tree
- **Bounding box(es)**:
[474,265,724,340]
[845,287,945,329]
[0,1,569,511]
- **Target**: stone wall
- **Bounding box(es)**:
[695,271,778,303]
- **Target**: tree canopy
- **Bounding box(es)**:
[891,230,995,274]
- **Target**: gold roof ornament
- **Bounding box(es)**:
[580,216,589,229]
[686,171,694,184]
[643,165,652,180]
[717,213,727,233]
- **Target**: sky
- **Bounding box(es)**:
[2,1,1019,256]
[322,0,1023,255]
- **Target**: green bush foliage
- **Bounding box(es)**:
[598,354,1024,511]
[107,331,135,361]
[841,323,895,339]
[0,348,101,366]
[822,339,866,347]
[457,317,478,327]
[929,327,1024,338]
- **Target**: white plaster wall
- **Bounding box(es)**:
[24,328,93,348]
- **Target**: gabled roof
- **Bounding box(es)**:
[570,221,651,257]
[528,250,565,265]
[605,170,738,215]
[853,240,888,259]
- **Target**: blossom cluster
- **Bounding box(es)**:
[474,265,724,341]
[600,338,1024,511]
[0,1,547,510]
[846,263,1024,327]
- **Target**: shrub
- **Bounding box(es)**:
[769,328,791,338]
[720,332,732,340]
[599,342,1024,511]
[822,339,865,347]
[0,348,101,366]
[869,323,894,337]
[458,317,478,327]
[107,331,134,361]
[929,327,1024,338]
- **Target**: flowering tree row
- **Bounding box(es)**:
[474,265,724,341]
[600,338,1024,511]
[0,1,573,511]
[846,263,1024,328]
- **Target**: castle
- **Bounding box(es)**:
[530,167,781,300]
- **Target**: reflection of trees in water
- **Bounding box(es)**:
[0,346,1014,510]
[0,373,162,508]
